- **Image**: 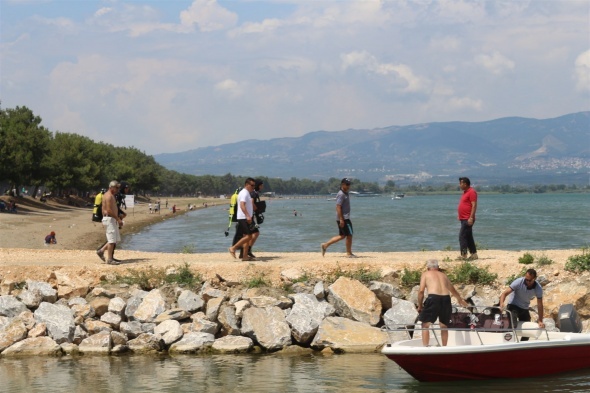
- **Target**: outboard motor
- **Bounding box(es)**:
[557,304,582,333]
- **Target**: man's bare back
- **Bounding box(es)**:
[420,270,454,296]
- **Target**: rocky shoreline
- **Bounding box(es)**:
[2,262,590,358]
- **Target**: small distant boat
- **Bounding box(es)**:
[392,193,405,200]
[354,192,381,197]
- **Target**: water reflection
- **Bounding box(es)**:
[1,354,589,393]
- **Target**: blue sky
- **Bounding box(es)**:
[1,0,589,155]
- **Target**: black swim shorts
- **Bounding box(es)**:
[337,219,353,237]
[419,294,452,325]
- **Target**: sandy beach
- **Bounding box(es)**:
[0,196,582,288]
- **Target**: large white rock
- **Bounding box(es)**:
[108,297,127,316]
[34,302,75,344]
[17,290,44,309]
[0,319,28,352]
[311,316,389,353]
[0,295,28,317]
[127,333,165,354]
[241,306,292,351]
[383,298,419,329]
[120,321,144,338]
[154,319,183,345]
[79,331,112,354]
[133,289,166,323]
[168,332,214,354]
[125,289,148,321]
[26,280,57,303]
[212,335,253,353]
[1,336,62,357]
[328,277,382,326]
[100,311,122,329]
[177,290,204,313]
[286,294,335,345]
[369,281,405,310]
[55,273,90,299]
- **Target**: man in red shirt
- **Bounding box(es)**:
[457,177,478,260]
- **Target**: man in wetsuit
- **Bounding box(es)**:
[417,259,468,346]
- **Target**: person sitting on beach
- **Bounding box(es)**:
[417,259,469,347]
[44,231,57,245]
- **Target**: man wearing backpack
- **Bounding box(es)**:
[228,178,256,261]
[237,179,266,259]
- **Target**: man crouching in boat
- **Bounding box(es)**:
[417,260,469,346]
[499,268,545,341]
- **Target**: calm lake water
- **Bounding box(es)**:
[121,193,590,253]
[2,353,590,393]
[4,193,588,392]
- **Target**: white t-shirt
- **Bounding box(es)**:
[237,188,253,220]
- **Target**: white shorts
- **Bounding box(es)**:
[102,217,121,244]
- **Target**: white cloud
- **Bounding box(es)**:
[180,0,238,32]
[447,96,483,111]
[95,7,113,18]
[229,0,389,37]
[574,49,590,92]
[1,0,588,154]
[313,0,389,27]
[429,35,461,52]
[229,18,285,36]
[341,51,429,93]
[474,51,515,75]
[215,79,243,99]
[31,16,76,31]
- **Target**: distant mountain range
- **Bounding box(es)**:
[154,112,590,185]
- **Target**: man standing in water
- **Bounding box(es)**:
[321,178,356,258]
[457,177,478,260]
[418,259,468,347]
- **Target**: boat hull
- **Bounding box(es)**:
[384,342,590,382]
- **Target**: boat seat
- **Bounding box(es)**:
[516,321,542,339]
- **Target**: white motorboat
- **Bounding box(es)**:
[382,305,590,382]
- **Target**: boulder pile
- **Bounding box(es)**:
[1,269,589,357]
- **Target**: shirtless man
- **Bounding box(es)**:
[417,259,468,346]
[97,180,123,265]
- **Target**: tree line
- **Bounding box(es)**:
[1,105,586,199]
[0,105,385,197]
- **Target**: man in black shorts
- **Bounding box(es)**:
[321,178,356,258]
[417,259,468,346]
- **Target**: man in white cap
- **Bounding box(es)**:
[417,259,468,346]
